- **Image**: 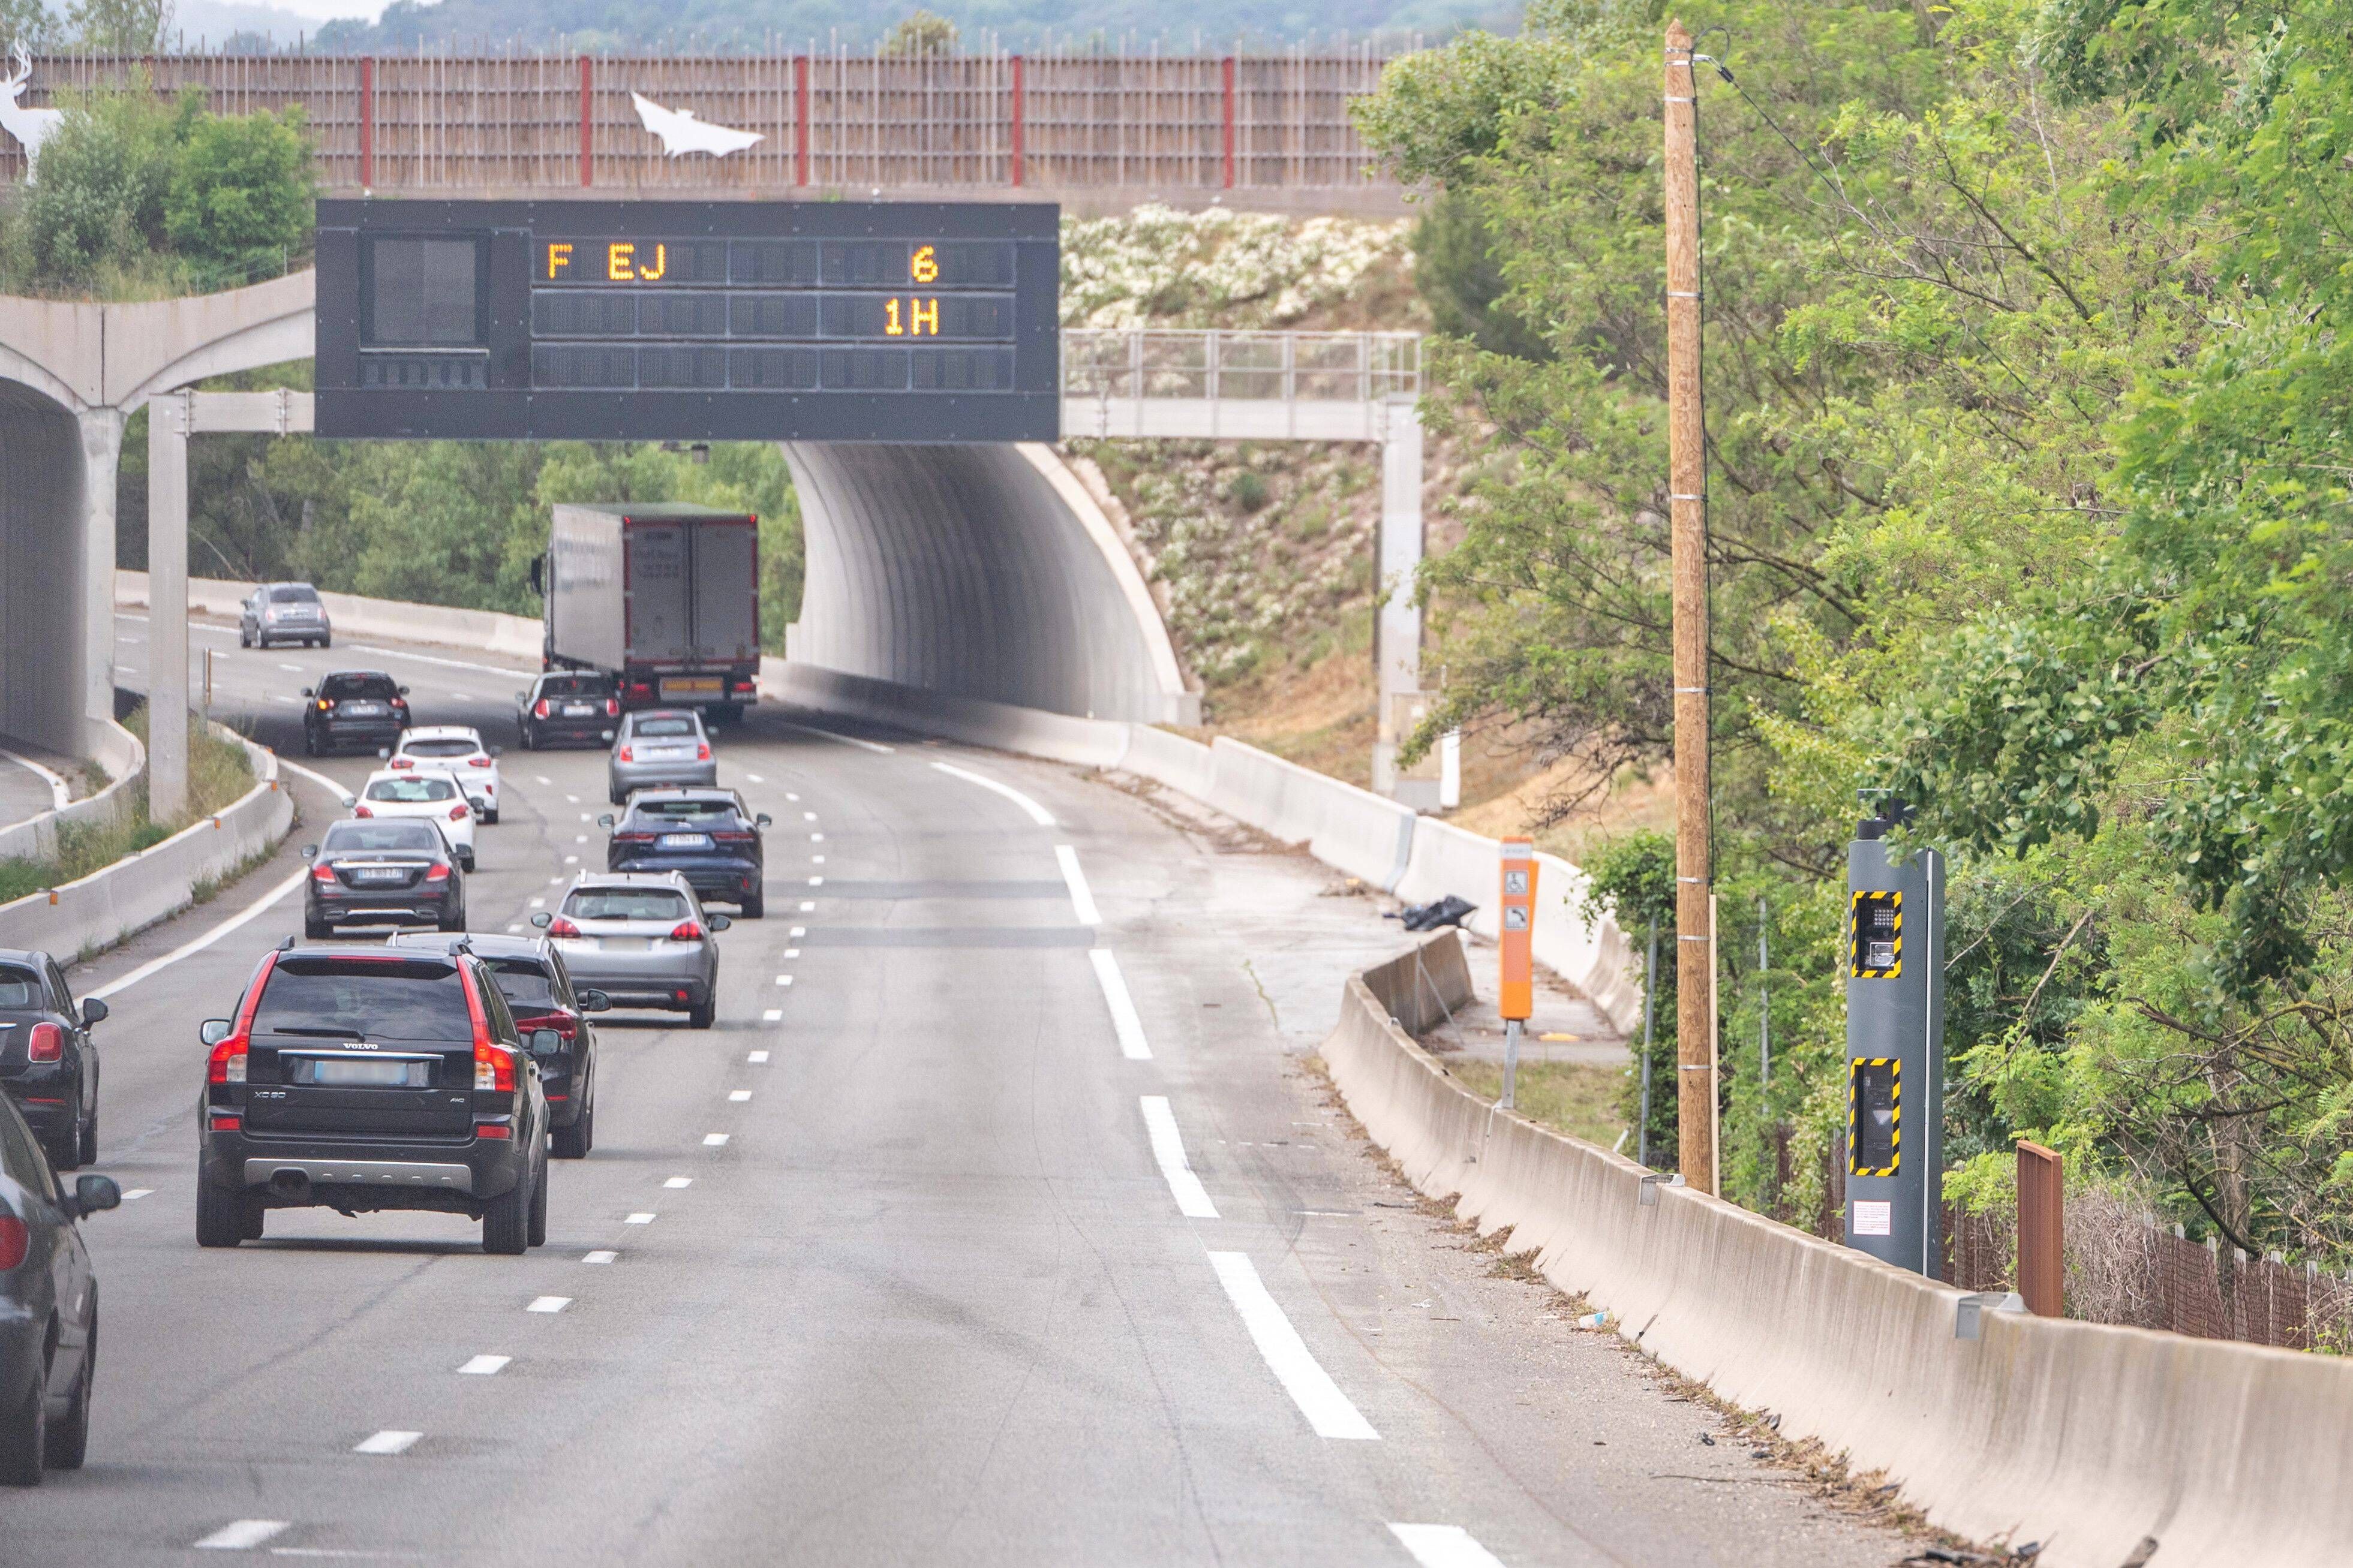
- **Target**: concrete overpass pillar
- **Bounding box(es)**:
[1374,395,1427,805]
[77,408,124,756]
[146,393,190,821]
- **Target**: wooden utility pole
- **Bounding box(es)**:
[1664,20,1717,1193]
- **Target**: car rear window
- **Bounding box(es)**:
[486,959,557,1009]
[539,675,609,698]
[0,966,41,1009]
[323,820,441,853]
[253,958,474,1042]
[402,739,476,757]
[565,888,690,922]
[633,798,741,826]
[271,585,320,603]
[322,673,398,700]
[633,717,696,738]
[366,776,457,802]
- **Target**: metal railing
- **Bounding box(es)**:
[1062,329,1419,404]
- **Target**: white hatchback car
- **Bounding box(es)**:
[352,768,476,870]
[387,726,503,823]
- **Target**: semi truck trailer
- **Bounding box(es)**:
[534,503,763,721]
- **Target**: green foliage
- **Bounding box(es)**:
[1,0,59,48]
[1408,188,1552,361]
[881,8,955,53]
[67,0,168,51]
[4,83,199,291]
[165,107,314,278]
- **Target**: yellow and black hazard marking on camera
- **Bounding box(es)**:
[1847,1057,1901,1176]
[1850,889,1903,979]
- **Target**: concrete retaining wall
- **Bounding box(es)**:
[0,718,143,866]
[1325,934,2353,1568]
[0,730,292,962]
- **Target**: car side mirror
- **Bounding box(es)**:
[489,745,503,758]
[377,747,391,759]
[398,685,411,696]
[79,997,107,1026]
[530,912,553,929]
[596,814,615,829]
[71,1175,121,1218]
[515,691,528,704]
[708,914,733,932]
[199,1018,233,1046]
[300,844,318,859]
[580,990,611,1012]
[300,687,314,698]
[529,1028,563,1056]
[755,813,772,827]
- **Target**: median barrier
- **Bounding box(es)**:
[0,727,292,962]
[0,718,143,866]
[1326,933,2353,1568]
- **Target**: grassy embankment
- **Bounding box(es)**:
[0,706,255,906]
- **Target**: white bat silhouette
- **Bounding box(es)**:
[630,92,765,158]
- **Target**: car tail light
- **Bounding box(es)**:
[353,804,374,818]
[534,699,551,718]
[468,756,492,768]
[606,697,621,716]
[548,916,581,938]
[0,1215,26,1271]
[668,920,705,942]
[392,697,408,708]
[208,1114,242,1132]
[449,803,470,821]
[390,757,414,769]
[474,1040,513,1093]
[618,745,635,762]
[713,830,755,843]
[474,1121,512,1139]
[27,1022,63,1063]
[425,862,450,883]
[208,1032,249,1085]
[311,863,338,883]
[315,698,331,711]
[518,1012,578,1042]
[696,742,712,761]
[732,680,756,694]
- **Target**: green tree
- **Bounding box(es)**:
[1,0,59,49]
[4,83,196,290]
[164,106,313,282]
[880,9,957,54]
[67,0,168,50]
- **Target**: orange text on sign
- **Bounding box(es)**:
[883,297,941,336]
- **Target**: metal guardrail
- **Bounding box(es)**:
[1061,330,1420,404]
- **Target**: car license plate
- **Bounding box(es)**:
[661,677,722,699]
[293,1057,428,1088]
[594,937,653,952]
[563,703,595,717]
[648,747,689,761]
[659,832,711,849]
[342,702,384,717]
[353,867,408,884]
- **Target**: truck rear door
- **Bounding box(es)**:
[624,519,695,669]
[689,519,761,666]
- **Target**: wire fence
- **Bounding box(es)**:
[0,47,1399,192]
[1062,329,1420,402]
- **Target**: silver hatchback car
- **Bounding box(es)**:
[608,709,717,805]
[531,872,729,1029]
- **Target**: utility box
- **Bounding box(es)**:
[1844,806,1945,1277]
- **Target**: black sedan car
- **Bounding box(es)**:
[0,951,107,1170]
[303,818,467,939]
[516,670,620,750]
[599,788,772,917]
[301,670,411,757]
[196,943,549,1254]
[390,932,608,1158]
[0,1090,119,1485]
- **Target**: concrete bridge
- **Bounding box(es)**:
[0,270,1430,821]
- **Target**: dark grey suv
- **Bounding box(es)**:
[0,1091,119,1485]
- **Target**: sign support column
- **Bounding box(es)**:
[146,390,190,821]
[1374,393,1426,803]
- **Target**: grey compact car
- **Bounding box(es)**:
[532,872,729,1029]
[607,709,717,805]
[239,582,332,649]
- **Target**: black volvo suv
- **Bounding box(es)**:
[196,943,551,1255]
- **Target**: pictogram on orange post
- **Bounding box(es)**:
[1498,837,1538,1107]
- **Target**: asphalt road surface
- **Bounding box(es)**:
[1,613,1912,1565]
[0,742,67,832]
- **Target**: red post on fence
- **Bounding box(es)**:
[1220,56,1236,189]
[2018,1140,2064,1317]
[794,55,811,187]
[1009,55,1025,188]
[578,55,594,188]
[357,56,374,190]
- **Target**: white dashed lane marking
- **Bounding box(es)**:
[1056,845,1102,926]
[728,1090,752,1103]
[457,1355,510,1376]
[664,1176,693,1189]
[122,1188,153,1200]
[1207,1252,1378,1441]
[1389,1524,1510,1568]
[1140,1096,1218,1219]
[625,1212,655,1225]
[528,1296,570,1314]
[1090,949,1152,1061]
[193,1519,289,1550]
[747,1050,770,1064]
[582,1250,617,1265]
[762,1009,782,1022]
[354,1430,422,1455]
[703,1133,730,1147]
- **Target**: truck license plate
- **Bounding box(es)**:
[661,678,722,699]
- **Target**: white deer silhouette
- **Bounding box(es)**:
[2,48,64,174]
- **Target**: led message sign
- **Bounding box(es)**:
[314,200,1060,443]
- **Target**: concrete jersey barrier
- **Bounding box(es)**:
[0,729,293,962]
[1326,934,2353,1568]
[117,571,543,664]
[0,718,143,866]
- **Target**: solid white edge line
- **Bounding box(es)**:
[1388,1524,1509,1568]
[276,755,358,807]
[1139,1096,1218,1218]
[88,867,308,1002]
[1089,949,1151,1060]
[194,1520,291,1550]
[0,747,71,811]
[1206,1251,1379,1440]
[929,760,1056,826]
[1056,844,1102,926]
[781,720,894,754]
[354,1430,422,1455]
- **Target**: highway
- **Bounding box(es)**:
[0,612,1910,1565]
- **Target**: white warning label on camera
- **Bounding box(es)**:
[1852,1200,1892,1236]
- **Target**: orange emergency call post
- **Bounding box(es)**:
[1498,838,1537,1109]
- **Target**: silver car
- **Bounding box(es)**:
[608,709,717,805]
[531,872,728,1029]
[239,581,332,649]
